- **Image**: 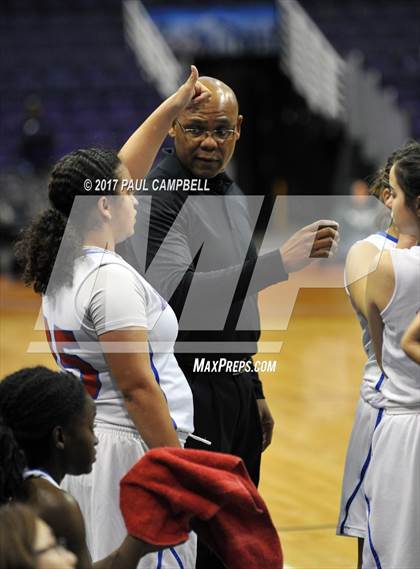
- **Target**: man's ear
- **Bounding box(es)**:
[52,426,65,451]
[382,187,393,209]
[235,115,243,140]
[415,195,420,218]
[168,121,177,139]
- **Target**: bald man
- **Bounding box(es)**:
[120,76,338,569]
[170,77,242,179]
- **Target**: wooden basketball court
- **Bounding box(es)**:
[0,264,363,568]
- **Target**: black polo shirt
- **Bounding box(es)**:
[119,151,288,396]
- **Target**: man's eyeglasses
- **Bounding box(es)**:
[176,120,236,143]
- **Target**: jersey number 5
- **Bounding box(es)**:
[45,325,102,399]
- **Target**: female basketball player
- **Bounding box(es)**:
[14,67,210,568]
[336,143,418,569]
[0,366,169,569]
[0,503,76,569]
[363,142,420,568]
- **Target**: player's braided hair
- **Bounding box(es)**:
[15,148,121,294]
[369,141,420,199]
[394,141,420,206]
[0,366,86,505]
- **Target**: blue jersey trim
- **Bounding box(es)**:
[148,343,178,430]
[375,372,385,391]
[376,231,398,244]
[149,345,160,385]
[81,248,109,257]
[339,408,383,534]
[365,495,382,569]
[170,547,185,569]
[156,550,163,569]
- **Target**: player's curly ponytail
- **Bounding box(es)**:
[15,207,76,294]
[15,148,121,294]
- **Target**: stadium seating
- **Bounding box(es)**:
[298,0,420,138]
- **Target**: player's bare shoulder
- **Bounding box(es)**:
[366,249,395,313]
[346,240,383,284]
[368,249,393,283]
[345,241,384,316]
[24,477,85,540]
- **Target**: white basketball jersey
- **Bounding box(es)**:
[379,246,420,407]
[346,232,397,405]
[42,246,194,434]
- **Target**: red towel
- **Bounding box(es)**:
[120,448,283,569]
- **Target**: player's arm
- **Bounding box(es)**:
[134,193,288,319]
[99,328,180,448]
[345,241,381,318]
[118,66,210,181]
[143,211,338,313]
[366,251,395,369]
[37,488,93,569]
[95,535,164,569]
[39,485,164,569]
[87,265,180,448]
[401,313,420,365]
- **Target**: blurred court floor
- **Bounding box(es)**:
[1,266,363,568]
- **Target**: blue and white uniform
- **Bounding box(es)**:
[337,232,396,539]
[362,246,420,569]
[43,246,196,568]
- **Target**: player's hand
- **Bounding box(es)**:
[173,65,211,112]
[280,220,339,273]
[257,399,275,451]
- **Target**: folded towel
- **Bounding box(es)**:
[120,447,282,569]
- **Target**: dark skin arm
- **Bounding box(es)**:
[27,479,163,569]
[256,398,274,451]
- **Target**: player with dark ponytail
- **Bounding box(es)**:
[336,142,419,568]
[15,69,209,299]
[0,366,167,569]
[363,142,420,568]
[13,67,210,568]
[15,148,121,294]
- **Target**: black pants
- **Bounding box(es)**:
[184,369,263,569]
